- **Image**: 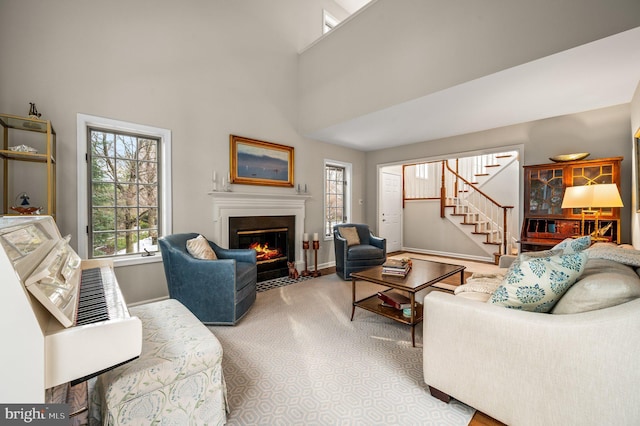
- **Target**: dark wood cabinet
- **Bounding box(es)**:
[521,157,622,252]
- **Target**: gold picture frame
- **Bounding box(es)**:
[230,135,294,187]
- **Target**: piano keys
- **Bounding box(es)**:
[76,267,110,326]
[0,215,142,403]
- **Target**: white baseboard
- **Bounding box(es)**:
[128,295,170,308]
[298,259,334,271]
[319,260,334,270]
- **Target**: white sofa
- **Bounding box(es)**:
[423,253,640,426]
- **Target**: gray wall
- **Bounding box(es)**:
[299,0,640,135]
[366,104,633,244]
[400,156,519,261]
[1,1,638,305]
[403,201,492,259]
[0,0,363,304]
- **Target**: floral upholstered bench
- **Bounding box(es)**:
[91,299,228,425]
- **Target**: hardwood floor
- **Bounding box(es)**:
[470,411,505,426]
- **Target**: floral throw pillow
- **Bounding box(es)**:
[488,251,587,312]
[519,249,562,261]
[552,235,591,254]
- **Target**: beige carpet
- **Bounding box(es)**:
[209,273,475,425]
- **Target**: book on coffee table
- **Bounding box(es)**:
[382,258,412,277]
[377,291,412,310]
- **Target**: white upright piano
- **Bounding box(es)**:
[0,216,142,403]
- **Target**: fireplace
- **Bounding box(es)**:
[209,192,309,278]
[229,215,295,281]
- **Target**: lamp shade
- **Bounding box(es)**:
[561,184,623,209]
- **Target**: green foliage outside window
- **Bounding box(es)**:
[325,165,345,237]
[89,129,159,258]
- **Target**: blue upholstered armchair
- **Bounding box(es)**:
[158,233,257,325]
[333,223,386,280]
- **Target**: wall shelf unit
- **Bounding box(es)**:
[520,156,622,251]
[0,113,56,219]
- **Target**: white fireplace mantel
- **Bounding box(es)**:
[208,191,311,264]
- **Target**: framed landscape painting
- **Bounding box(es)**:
[230,135,294,187]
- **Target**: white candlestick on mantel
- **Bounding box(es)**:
[313,233,319,241]
[303,233,309,242]
[211,170,218,191]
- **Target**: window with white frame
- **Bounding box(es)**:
[323,10,340,34]
[77,114,172,265]
[324,160,351,238]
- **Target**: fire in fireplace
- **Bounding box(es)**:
[239,227,287,263]
[229,216,295,281]
[249,242,283,261]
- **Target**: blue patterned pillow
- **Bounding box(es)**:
[553,235,591,254]
[489,251,588,312]
[506,249,561,271]
[520,249,562,261]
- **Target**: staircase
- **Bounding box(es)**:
[440,153,518,263]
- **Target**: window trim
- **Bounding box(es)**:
[323,9,340,34]
[324,159,352,241]
[77,113,172,267]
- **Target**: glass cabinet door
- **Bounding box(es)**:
[571,163,614,185]
[521,158,622,251]
[527,168,564,215]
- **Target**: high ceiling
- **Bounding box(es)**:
[308,20,640,151]
[334,0,372,14]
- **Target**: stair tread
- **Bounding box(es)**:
[438,151,517,257]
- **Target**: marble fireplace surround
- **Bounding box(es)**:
[209,192,311,267]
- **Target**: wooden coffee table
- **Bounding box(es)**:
[350,258,465,347]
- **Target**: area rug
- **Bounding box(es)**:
[209,273,475,425]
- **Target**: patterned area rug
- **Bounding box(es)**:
[209,273,475,425]
[256,274,315,292]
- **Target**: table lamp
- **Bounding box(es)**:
[561,184,623,238]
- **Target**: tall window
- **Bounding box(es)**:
[88,129,159,258]
[77,114,171,265]
[324,160,351,238]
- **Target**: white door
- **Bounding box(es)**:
[379,170,402,253]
